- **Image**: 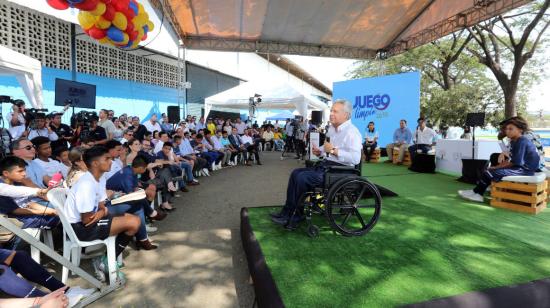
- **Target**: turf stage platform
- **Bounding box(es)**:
[241,161,550,308]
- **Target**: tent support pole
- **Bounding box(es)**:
[70,24,77,82]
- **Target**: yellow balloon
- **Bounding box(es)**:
[146,20,154,32]
[133,15,146,28]
[95,16,111,30]
[78,11,97,30]
[98,37,110,44]
[137,28,144,38]
[113,12,128,31]
[131,40,140,48]
[137,3,144,14]
[90,2,106,16]
[121,33,129,45]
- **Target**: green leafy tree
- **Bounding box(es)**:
[348,31,504,127]
[466,0,550,118]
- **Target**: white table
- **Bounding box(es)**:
[435,139,501,174]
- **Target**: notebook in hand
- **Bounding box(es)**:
[110,189,146,205]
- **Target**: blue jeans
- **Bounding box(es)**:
[179,161,194,182]
[408,144,431,160]
[200,152,216,167]
[473,167,534,195]
[107,200,148,241]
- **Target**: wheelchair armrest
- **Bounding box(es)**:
[325,165,360,175]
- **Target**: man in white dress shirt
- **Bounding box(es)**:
[271,99,362,228]
[408,117,437,161]
[143,114,162,133]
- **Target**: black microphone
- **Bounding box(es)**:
[325,136,330,157]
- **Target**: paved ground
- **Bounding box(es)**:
[81,151,302,307]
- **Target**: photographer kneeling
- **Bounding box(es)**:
[270,100,362,229]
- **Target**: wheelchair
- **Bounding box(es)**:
[288,163,382,238]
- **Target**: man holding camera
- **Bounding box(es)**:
[271,100,362,229]
[49,112,73,151]
[7,100,27,139]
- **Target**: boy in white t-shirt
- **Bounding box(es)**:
[65,146,140,282]
[31,137,68,178]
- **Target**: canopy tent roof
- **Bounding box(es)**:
[158,0,531,59]
[0,45,43,108]
[204,81,329,118]
[265,110,295,121]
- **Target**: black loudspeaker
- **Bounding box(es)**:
[458,159,489,184]
[409,154,436,173]
[167,106,180,124]
[311,110,322,125]
[465,112,485,127]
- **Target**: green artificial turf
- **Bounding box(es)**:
[247,162,550,308]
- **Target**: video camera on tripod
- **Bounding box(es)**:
[71,110,98,138]
[0,95,25,106]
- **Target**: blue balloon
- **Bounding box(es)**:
[143,25,149,33]
[107,26,124,43]
[124,40,134,48]
[67,0,84,4]
[129,2,139,16]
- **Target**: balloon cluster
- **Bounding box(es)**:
[46,0,154,49]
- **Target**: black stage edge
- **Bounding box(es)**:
[240,207,285,308]
[404,277,550,308]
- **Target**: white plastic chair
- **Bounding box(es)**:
[47,188,118,286]
[23,228,54,264]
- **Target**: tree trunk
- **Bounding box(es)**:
[503,84,518,118]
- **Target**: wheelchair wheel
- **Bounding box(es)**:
[307,225,320,238]
[325,176,381,236]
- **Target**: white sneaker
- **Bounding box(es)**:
[192,179,199,183]
[202,168,210,176]
[458,190,484,202]
[66,286,95,307]
[146,224,157,233]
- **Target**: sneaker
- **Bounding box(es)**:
[202,168,210,176]
[66,286,95,307]
[100,256,126,284]
[192,179,199,183]
[146,224,158,233]
[458,190,484,202]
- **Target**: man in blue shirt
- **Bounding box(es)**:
[10,139,49,188]
[385,119,412,164]
[459,117,541,202]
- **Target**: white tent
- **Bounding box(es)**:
[204,81,329,120]
[0,45,44,108]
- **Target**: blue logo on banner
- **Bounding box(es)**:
[353,94,391,120]
[333,72,420,147]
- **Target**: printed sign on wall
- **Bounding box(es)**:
[333,72,421,147]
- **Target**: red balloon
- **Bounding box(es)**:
[88,26,107,39]
[113,0,130,11]
[75,0,100,11]
[124,8,135,20]
[102,3,116,21]
[47,0,69,10]
[141,33,147,41]
[128,30,138,41]
[126,22,134,33]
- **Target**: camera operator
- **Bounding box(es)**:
[27,113,58,142]
[7,100,27,139]
[86,116,108,145]
[284,118,295,152]
[49,112,73,151]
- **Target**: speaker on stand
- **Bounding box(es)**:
[311,110,322,126]
[458,112,488,184]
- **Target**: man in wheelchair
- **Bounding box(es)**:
[271,99,363,230]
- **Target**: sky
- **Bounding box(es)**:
[286,54,550,113]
